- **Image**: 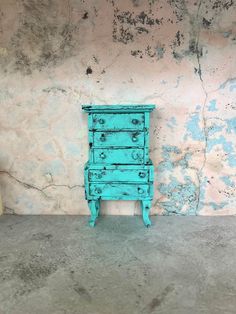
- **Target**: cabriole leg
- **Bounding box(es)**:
[88,200,99,227]
[95,199,100,217]
[141,200,152,227]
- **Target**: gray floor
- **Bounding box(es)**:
[0,215,236,314]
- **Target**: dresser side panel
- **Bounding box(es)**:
[88,113,94,163]
[144,112,150,164]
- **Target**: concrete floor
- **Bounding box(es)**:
[0,215,236,314]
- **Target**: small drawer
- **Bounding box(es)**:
[93,148,144,164]
[89,183,150,199]
[93,131,144,147]
[88,169,149,182]
[92,113,144,130]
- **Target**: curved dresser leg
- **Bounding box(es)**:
[141,200,152,227]
[95,199,100,217]
[88,200,99,227]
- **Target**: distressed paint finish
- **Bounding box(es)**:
[93,131,145,147]
[0,1,235,216]
[83,105,155,226]
[92,113,145,130]
[93,148,145,164]
[88,168,150,183]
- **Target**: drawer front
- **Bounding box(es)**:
[93,131,145,147]
[89,183,150,199]
[92,113,144,130]
[88,169,149,182]
[93,148,144,164]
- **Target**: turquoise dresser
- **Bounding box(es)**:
[82,105,155,227]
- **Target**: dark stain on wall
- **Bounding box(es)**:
[200,0,235,24]
[172,31,184,48]
[82,11,88,19]
[202,17,212,28]
[167,0,188,23]
[86,66,93,75]
[113,9,163,44]
[131,49,143,58]
[3,0,80,75]
[1,0,235,75]
[131,43,166,61]
[212,0,234,10]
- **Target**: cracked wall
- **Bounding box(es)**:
[0,0,236,215]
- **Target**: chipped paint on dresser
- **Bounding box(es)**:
[83,105,155,227]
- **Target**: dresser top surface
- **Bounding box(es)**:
[82,104,155,113]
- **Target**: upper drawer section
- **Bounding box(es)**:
[93,131,144,147]
[92,113,144,130]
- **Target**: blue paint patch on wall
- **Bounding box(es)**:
[158,145,181,172]
[208,124,224,135]
[220,176,235,188]
[158,145,192,174]
[230,85,236,92]
[208,202,228,210]
[198,176,208,212]
[178,153,192,168]
[161,145,181,158]
[226,118,236,134]
[157,145,197,214]
[220,78,236,90]
[158,160,173,172]
[158,175,198,215]
[208,99,217,112]
[207,135,236,167]
[184,111,204,141]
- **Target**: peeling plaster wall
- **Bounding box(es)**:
[0,0,236,216]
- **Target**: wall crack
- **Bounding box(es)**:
[0,171,84,200]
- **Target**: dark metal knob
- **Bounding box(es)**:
[139,172,146,178]
[138,187,144,194]
[132,135,138,142]
[96,173,102,179]
[100,134,106,142]
[99,152,106,159]
[132,119,139,125]
[99,119,105,124]
[95,188,102,194]
[132,151,141,160]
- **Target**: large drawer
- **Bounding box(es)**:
[93,131,144,147]
[92,113,144,130]
[89,183,150,199]
[88,168,150,182]
[93,148,144,164]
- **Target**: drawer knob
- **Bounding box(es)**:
[100,134,106,142]
[99,118,105,124]
[96,173,102,179]
[132,119,139,125]
[132,151,141,160]
[132,135,138,142]
[139,172,146,178]
[99,152,106,159]
[138,187,144,194]
[95,188,102,194]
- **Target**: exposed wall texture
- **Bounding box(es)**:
[0,0,236,216]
